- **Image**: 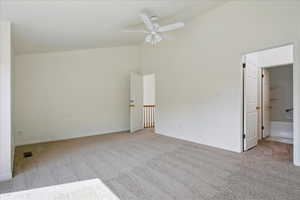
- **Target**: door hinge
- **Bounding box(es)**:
[262,126,264,130]
[243,63,246,68]
[262,74,264,78]
[243,134,246,139]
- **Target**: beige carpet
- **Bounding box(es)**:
[0,179,119,200]
[0,129,299,200]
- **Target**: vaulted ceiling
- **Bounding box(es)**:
[0,0,230,54]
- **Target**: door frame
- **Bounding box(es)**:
[241,42,299,166]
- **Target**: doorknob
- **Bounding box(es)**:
[256,106,260,110]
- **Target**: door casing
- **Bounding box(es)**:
[241,43,299,167]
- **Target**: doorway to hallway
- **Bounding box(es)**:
[130,73,156,133]
[143,74,155,129]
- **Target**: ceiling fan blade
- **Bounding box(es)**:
[161,33,174,41]
[140,13,154,31]
[158,22,184,32]
[123,30,148,33]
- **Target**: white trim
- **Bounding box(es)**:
[241,42,299,166]
[0,22,13,183]
[260,62,293,69]
[0,170,12,182]
[16,129,129,146]
[294,161,300,167]
[293,41,300,166]
[157,132,241,153]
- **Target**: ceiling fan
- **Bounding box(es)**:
[124,13,185,45]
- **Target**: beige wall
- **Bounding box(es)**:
[8,1,300,168]
[14,46,139,145]
[140,1,300,160]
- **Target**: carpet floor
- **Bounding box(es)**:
[0,129,299,200]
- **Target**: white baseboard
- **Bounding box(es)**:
[0,170,12,182]
[156,131,241,153]
[294,160,300,167]
[15,129,129,146]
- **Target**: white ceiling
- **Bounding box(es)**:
[0,0,230,54]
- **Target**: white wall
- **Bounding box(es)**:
[0,22,13,181]
[143,74,155,105]
[14,46,139,146]
[258,45,293,67]
[140,1,300,166]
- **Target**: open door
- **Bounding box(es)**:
[130,72,144,133]
[244,61,259,151]
[262,69,271,138]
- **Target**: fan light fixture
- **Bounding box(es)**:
[123,13,185,45]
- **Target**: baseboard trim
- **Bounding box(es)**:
[16,129,130,147]
[156,131,241,153]
[0,170,12,182]
[294,160,300,167]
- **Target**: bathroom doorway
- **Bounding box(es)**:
[261,65,293,144]
[242,44,294,162]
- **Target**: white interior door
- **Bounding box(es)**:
[262,69,271,138]
[130,72,143,133]
[244,61,259,151]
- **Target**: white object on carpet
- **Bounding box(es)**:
[0,179,120,200]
